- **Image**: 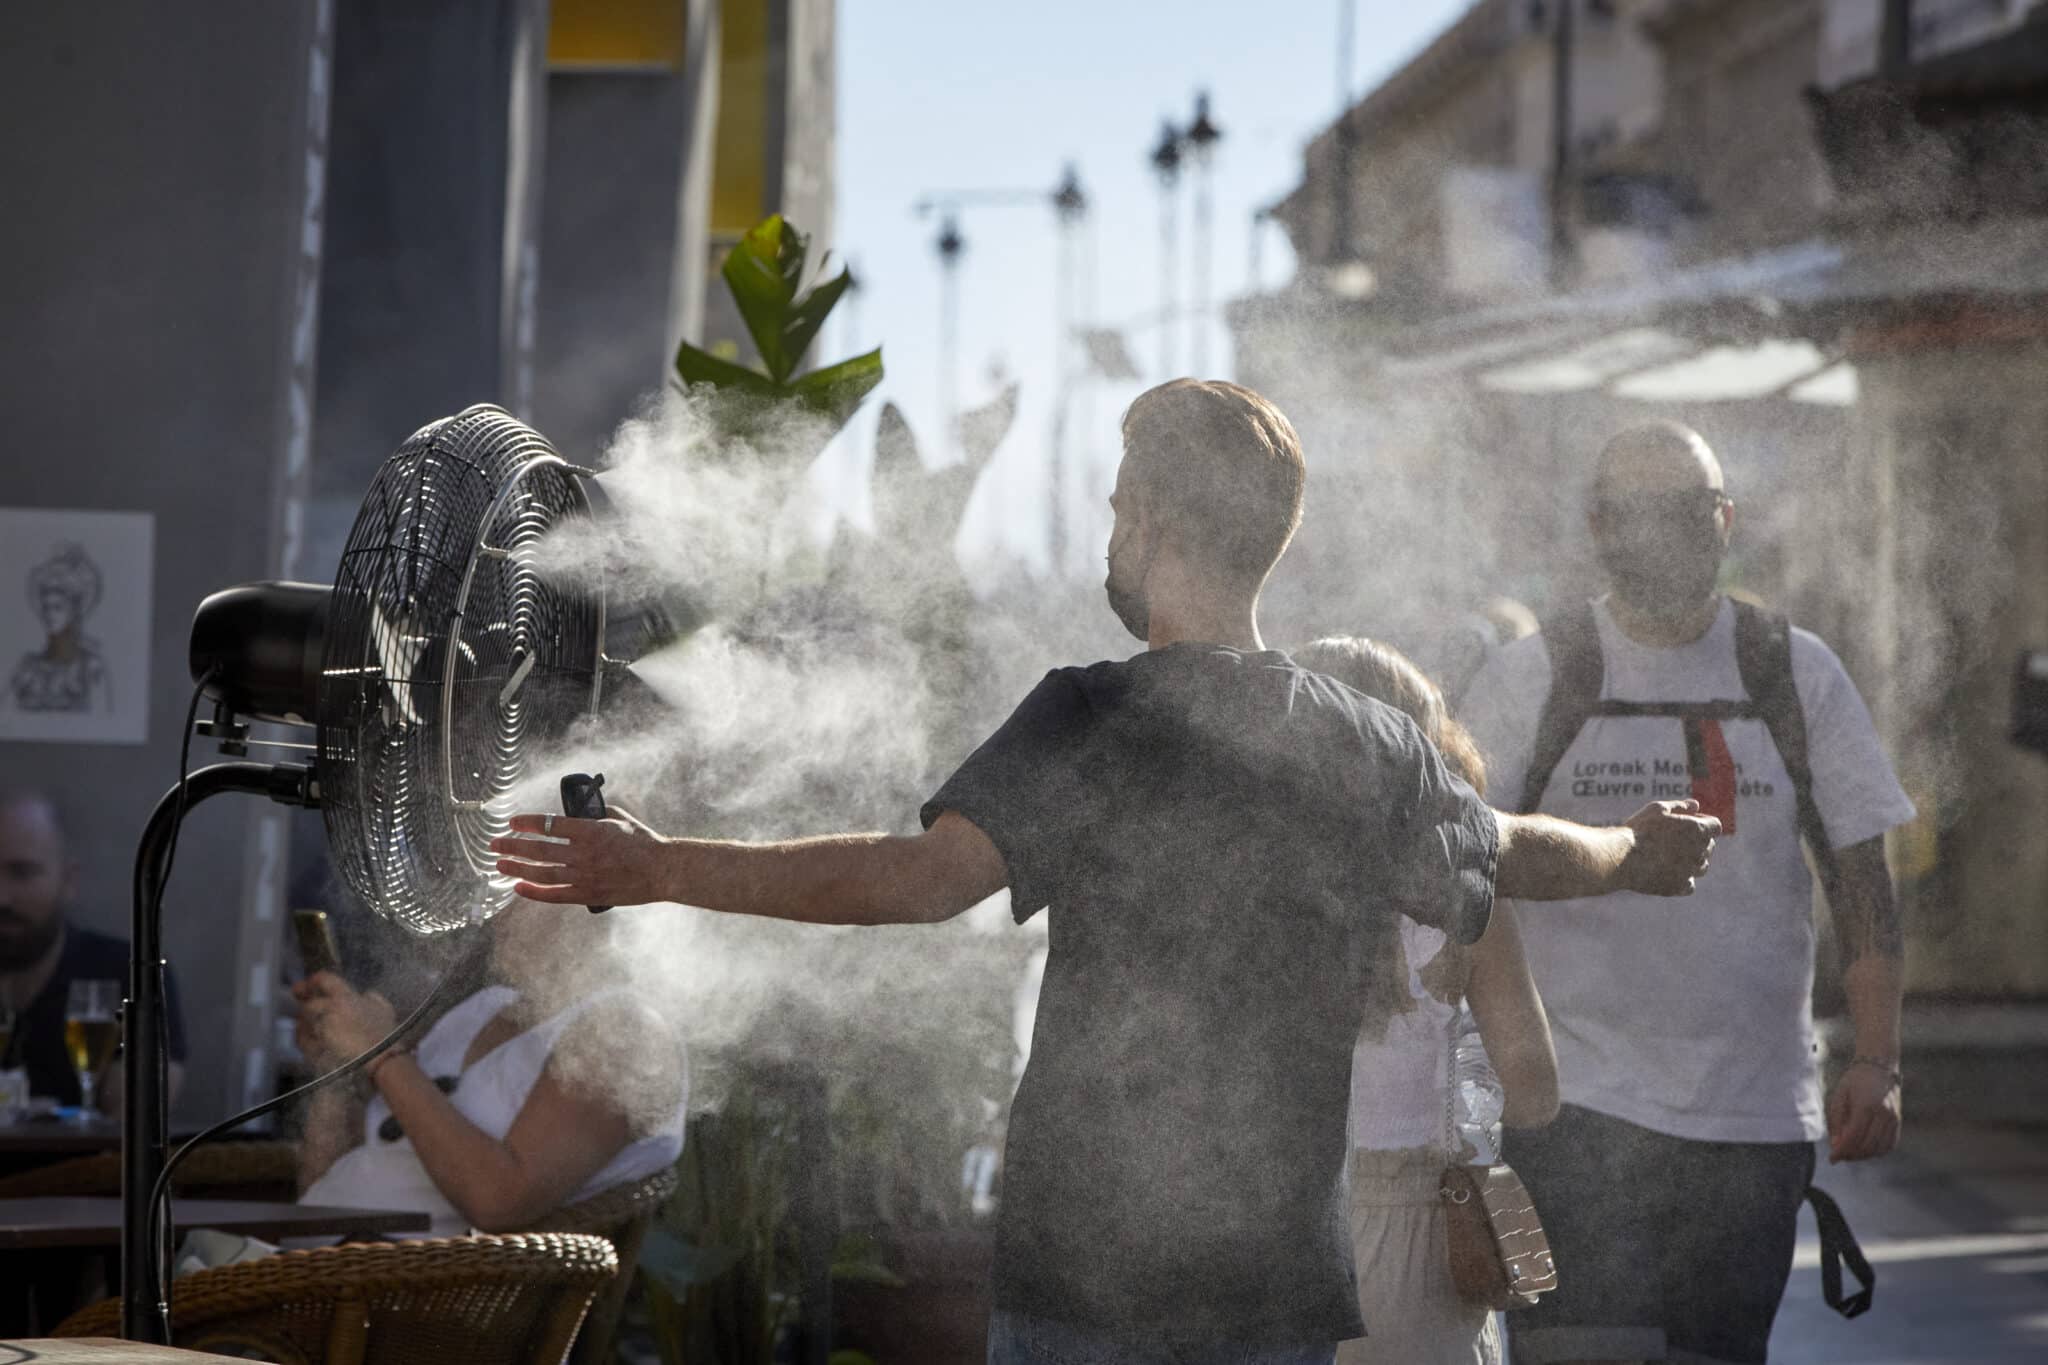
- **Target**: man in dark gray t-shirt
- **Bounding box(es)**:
[922,643,1497,1346]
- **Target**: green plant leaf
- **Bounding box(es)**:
[787,347,884,423]
[778,264,852,381]
[673,338,779,398]
[722,215,810,383]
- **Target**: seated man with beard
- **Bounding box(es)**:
[0,788,184,1112]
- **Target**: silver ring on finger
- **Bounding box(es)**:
[544,813,556,836]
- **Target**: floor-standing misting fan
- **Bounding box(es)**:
[124,403,604,1340]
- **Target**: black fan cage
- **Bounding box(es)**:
[319,404,603,935]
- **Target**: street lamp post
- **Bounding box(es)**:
[914,173,1093,573]
[1150,120,1184,379]
[1050,163,1089,574]
[934,213,965,461]
[1184,91,1223,376]
[916,183,1079,459]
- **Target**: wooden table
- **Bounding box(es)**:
[0,1121,123,1159]
[0,1340,251,1362]
[0,1199,432,1250]
[0,1131,266,1194]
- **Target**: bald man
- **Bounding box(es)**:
[0,790,186,1111]
[1460,423,1915,1365]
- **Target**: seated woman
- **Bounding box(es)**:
[1296,637,1559,1365]
[291,899,686,1236]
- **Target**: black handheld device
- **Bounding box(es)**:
[559,772,611,913]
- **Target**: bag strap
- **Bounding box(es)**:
[1732,601,1841,896]
[1442,1006,1459,1165]
[1804,1185,1875,1318]
[1520,599,1604,814]
[1585,699,1760,720]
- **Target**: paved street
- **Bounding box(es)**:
[1774,1123,2048,1363]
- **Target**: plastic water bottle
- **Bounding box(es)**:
[961,1143,1000,1220]
[1451,1004,1505,1164]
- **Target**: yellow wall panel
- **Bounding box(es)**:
[711,0,770,235]
[548,0,686,70]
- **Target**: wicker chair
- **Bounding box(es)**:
[530,1166,679,1365]
[53,1232,619,1365]
[26,1140,674,1362]
[0,1138,301,1201]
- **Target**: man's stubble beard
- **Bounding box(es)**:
[0,911,63,972]
[1105,540,1157,643]
[1599,540,1723,621]
[1106,573,1148,642]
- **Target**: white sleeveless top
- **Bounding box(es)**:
[1347,919,1457,1153]
[302,985,688,1236]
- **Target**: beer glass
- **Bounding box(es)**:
[65,979,121,1120]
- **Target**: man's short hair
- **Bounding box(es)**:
[1120,380,1306,588]
[0,787,68,852]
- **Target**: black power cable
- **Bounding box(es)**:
[151,673,212,917]
[137,670,212,1329]
[138,672,487,1341]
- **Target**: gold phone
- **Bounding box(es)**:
[292,909,342,979]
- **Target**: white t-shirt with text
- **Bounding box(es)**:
[1460,597,1914,1142]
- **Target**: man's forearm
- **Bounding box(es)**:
[1843,954,1903,1061]
[503,808,1006,918]
[1493,811,1634,900]
[657,832,949,926]
[1493,801,1718,900]
[1829,837,1906,1062]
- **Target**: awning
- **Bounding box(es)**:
[1370,219,2048,405]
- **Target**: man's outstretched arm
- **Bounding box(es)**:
[1494,799,1721,900]
[490,809,1009,926]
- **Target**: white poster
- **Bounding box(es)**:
[0,508,154,744]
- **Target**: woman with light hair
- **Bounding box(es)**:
[1295,636,1559,1365]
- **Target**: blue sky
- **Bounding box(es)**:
[821,0,1472,581]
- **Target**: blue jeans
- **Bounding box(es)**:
[987,1309,1338,1365]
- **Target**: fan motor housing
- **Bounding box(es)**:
[190,581,331,727]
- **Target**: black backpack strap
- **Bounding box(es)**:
[1804,1184,1876,1318]
[1591,699,1757,720]
[1732,601,1840,892]
[1520,599,1604,814]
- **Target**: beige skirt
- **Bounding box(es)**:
[1336,1146,1503,1365]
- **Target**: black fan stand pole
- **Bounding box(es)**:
[122,760,319,1342]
